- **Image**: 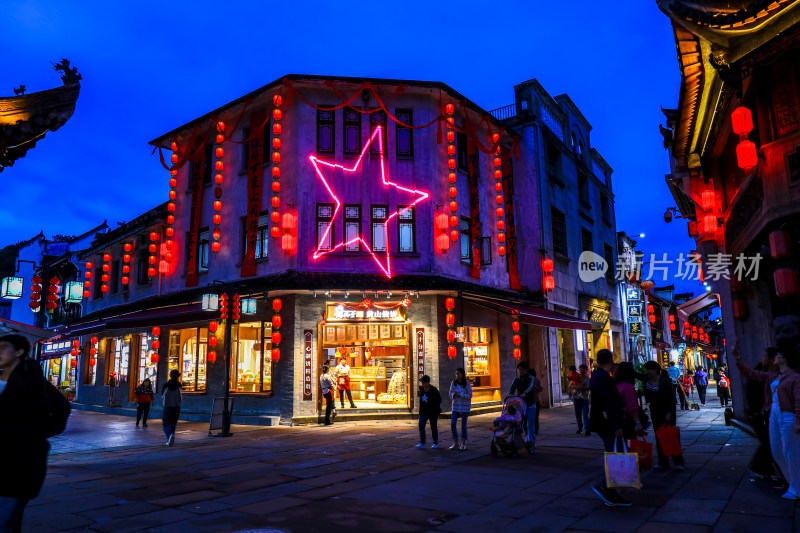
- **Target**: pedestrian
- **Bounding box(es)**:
[416,375,442,449]
[135,378,154,428]
[667,361,685,408]
[567,365,581,390]
[641,361,685,471]
[718,370,731,407]
[108,371,119,407]
[320,365,335,425]
[678,371,694,410]
[322,359,337,418]
[0,334,70,533]
[568,364,591,435]
[694,367,709,405]
[733,341,800,500]
[590,349,631,507]
[334,356,357,409]
[509,361,543,454]
[741,352,782,483]
[449,368,472,450]
[161,369,182,446]
[615,361,643,439]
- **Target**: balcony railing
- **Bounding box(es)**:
[489,103,517,121]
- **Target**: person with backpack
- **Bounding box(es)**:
[135,378,155,428]
[0,334,71,532]
[718,370,731,407]
[416,375,442,448]
[161,370,182,446]
[694,367,709,406]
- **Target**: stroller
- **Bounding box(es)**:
[490,396,527,457]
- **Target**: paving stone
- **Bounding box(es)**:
[570,505,659,533]
[712,513,794,533]
[636,524,711,533]
[649,498,727,525]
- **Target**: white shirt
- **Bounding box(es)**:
[335,363,351,377]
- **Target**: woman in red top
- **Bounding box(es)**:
[678,371,694,409]
[134,378,155,427]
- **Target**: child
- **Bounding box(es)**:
[494,405,522,437]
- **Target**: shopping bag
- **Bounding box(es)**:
[627,436,653,470]
[605,438,641,489]
[655,424,682,457]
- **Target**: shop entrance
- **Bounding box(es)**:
[318,302,412,409]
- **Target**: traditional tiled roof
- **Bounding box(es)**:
[667,0,795,30]
[672,23,704,158]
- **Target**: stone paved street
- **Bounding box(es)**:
[26,390,798,533]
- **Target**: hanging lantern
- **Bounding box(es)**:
[89,358,96,366]
[445,313,455,326]
[435,212,450,253]
[513,348,521,359]
[701,190,715,212]
[271,348,281,362]
[445,297,455,310]
[151,352,159,364]
[512,321,520,331]
[703,214,717,232]
[648,314,656,324]
[640,280,654,293]
[209,336,217,347]
[447,330,455,342]
[647,304,654,314]
[774,268,800,298]
[272,298,282,312]
[209,320,218,333]
[731,107,753,135]
[512,334,521,345]
[447,345,457,359]
[769,230,792,260]
[736,140,758,169]
[271,95,282,240]
[83,261,93,298]
[542,258,554,274]
[436,233,450,254]
[208,350,217,363]
[445,103,458,233]
[543,275,555,292]
[272,315,282,328]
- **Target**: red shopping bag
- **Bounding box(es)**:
[655,424,681,457]
[627,436,653,470]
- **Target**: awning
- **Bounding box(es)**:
[678,291,720,317]
[463,296,592,331]
[0,318,52,341]
[47,303,208,340]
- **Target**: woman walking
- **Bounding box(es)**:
[694,367,709,406]
[641,361,685,471]
[734,340,800,499]
[135,378,154,428]
[615,362,643,439]
[161,370,182,446]
[449,368,472,450]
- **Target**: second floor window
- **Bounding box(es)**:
[601,195,611,225]
[93,266,103,298]
[604,243,615,283]
[198,228,210,272]
[110,260,120,294]
[344,205,361,252]
[137,252,149,285]
[551,207,568,256]
[396,109,413,157]
[371,205,388,252]
[317,109,335,155]
[243,213,269,261]
[343,108,361,155]
[459,217,471,264]
[578,174,590,207]
[317,203,334,251]
[398,206,416,253]
[581,227,593,253]
[370,110,387,156]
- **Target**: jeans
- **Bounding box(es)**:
[524,404,537,444]
[696,385,707,405]
[719,387,730,406]
[162,406,180,439]
[419,414,438,444]
[323,391,334,423]
[678,388,689,410]
[451,411,469,443]
[0,496,28,533]
[770,408,800,495]
[136,402,151,425]
[573,398,590,431]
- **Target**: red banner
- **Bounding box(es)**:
[416,328,425,379]
[304,330,313,401]
[185,154,206,288]
[241,110,267,277]
[501,146,521,290]
[467,139,482,279]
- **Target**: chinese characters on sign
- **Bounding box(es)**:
[325,303,406,322]
[303,330,313,401]
[629,322,642,334]
[416,328,425,380]
[614,253,763,282]
[627,305,641,318]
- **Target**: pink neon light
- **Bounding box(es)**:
[309,126,430,278]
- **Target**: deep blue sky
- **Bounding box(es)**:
[1,0,708,300]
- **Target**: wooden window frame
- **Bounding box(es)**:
[395,109,414,158]
[317,109,335,155]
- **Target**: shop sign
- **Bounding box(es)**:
[303,330,313,401]
[627,288,640,301]
[325,303,406,322]
[416,328,425,379]
[629,321,642,334]
[627,304,641,318]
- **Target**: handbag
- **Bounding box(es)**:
[655,423,682,457]
[627,436,653,470]
[604,437,641,489]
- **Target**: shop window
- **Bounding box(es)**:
[197,228,210,272]
[398,206,415,253]
[551,207,567,256]
[230,321,273,393]
[370,110,387,156]
[136,333,158,390]
[316,203,335,251]
[396,109,413,158]
[462,327,500,402]
[317,109,335,155]
[168,327,208,392]
[344,204,361,252]
[581,227,593,253]
[343,107,361,156]
[242,213,269,261]
[371,205,388,252]
[108,337,131,385]
[557,328,576,395]
[459,217,471,264]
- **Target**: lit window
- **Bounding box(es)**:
[316,204,334,251]
[371,205,388,252]
[398,206,416,253]
[168,327,208,392]
[345,205,361,252]
[230,321,273,393]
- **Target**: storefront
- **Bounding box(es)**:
[460,326,501,402]
[40,340,76,394]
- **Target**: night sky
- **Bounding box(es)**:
[1,1,709,302]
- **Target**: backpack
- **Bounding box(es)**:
[719,377,729,388]
[696,373,708,386]
[43,381,71,438]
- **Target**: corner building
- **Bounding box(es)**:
[57,75,597,424]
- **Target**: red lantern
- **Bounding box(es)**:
[271,226,281,239]
[152,326,161,337]
[281,233,297,254]
[90,348,97,356]
[704,214,717,232]
[647,305,654,314]
[774,268,800,298]
[711,354,718,359]
[449,215,459,228]
[273,298,282,312]
[499,246,507,256]
[70,359,77,368]
[701,190,715,211]
[542,258,554,274]
[736,140,758,169]
[445,297,455,310]
[449,201,458,213]
[271,348,281,362]
[91,336,98,344]
[649,314,656,324]
[272,331,282,345]
[207,350,217,363]
[436,233,450,253]
[435,213,448,231]
[447,345,457,359]
[512,321,520,331]
[211,241,221,253]
[670,322,676,331]
[152,340,160,350]
[543,275,555,291]
[512,334,521,345]
[151,353,159,364]
[496,207,504,218]
[731,107,753,135]
[513,348,521,359]
[447,330,455,342]
[209,336,217,347]
[445,313,455,326]
[272,315,282,328]
[209,321,218,333]
[445,103,454,115]
[89,358,96,366]
[450,229,459,242]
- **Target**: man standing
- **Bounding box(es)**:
[590,349,631,507]
[416,375,442,449]
[509,361,542,455]
[667,361,685,408]
[568,364,591,435]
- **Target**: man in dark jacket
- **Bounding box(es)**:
[590,349,631,507]
[416,375,442,448]
[0,334,64,532]
[509,361,543,454]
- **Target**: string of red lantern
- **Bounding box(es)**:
[101,254,111,293]
[445,104,459,245]
[29,275,43,312]
[493,134,507,256]
[89,336,98,367]
[147,233,158,278]
[122,243,132,286]
[166,140,178,269]
[272,298,282,362]
[82,262,93,299]
[542,258,555,293]
[445,297,456,359]
[44,277,59,313]
[732,107,757,169]
[511,312,521,359]
[271,96,282,241]
[669,314,676,331]
[208,320,218,364]
[70,339,79,368]
[220,293,229,320]
[435,210,449,254]
[151,327,161,364]
[281,211,297,255]
[232,294,241,323]
[647,304,656,324]
[212,121,225,254]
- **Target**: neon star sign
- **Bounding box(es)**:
[309,125,430,278]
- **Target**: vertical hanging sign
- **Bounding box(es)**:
[501,146,521,290]
[185,153,206,288]
[466,139,482,279]
[241,110,267,277]
[416,328,425,379]
[303,330,313,400]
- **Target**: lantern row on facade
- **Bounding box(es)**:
[281,211,297,255]
[45,277,60,313]
[212,122,225,254]
[542,258,555,292]
[445,104,459,245]
[101,253,111,293]
[148,233,158,278]
[445,297,456,359]
[435,211,450,254]
[29,275,42,312]
[122,243,132,286]
[167,141,179,267]
[208,320,218,364]
[83,261,93,299]
[89,336,98,367]
[271,95,283,240]
[151,327,161,364]
[271,297,282,362]
[731,106,758,170]
[511,312,521,359]
[70,339,79,368]
[493,134,506,257]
